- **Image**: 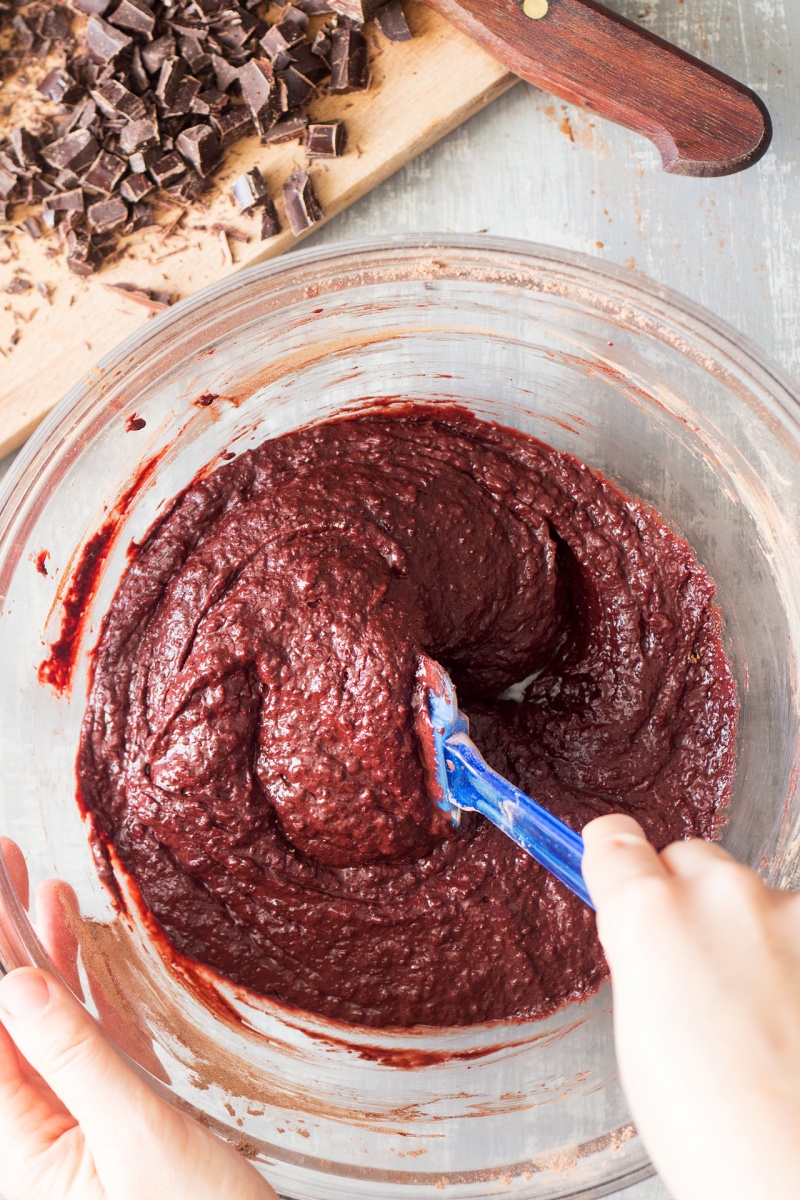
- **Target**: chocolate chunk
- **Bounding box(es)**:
[71,0,112,14]
[107,0,156,39]
[232,166,267,210]
[259,26,293,69]
[41,130,100,172]
[180,36,212,73]
[130,200,154,228]
[278,65,314,108]
[276,6,309,44]
[92,80,147,120]
[310,29,331,63]
[0,151,20,179]
[10,129,40,172]
[129,45,149,92]
[374,0,412,41]
[260,199,280,238]
[83,149,127,192]
[38,68,82,105]
[12,15,35,51]
[66,96,99,132]
[0,169,19,200]
[328,0,381,20]
[211,104,253,146]
[155,57,186,107]
[191,87,227,115]
[176,124,220,175]
[141,34,175,76]
[163,170,204,202]
[118,117,159,155]
[162,77,202,117]
[127,144,159,173]
[288,42,329,83]
[87,195,128,231]
[260,108,307,143]
[27,177,56,204]
[41,6,71,39]
[5,278,33,294]
[214,8,262,53]
[86,14,134,63]
[238,58,283,134]
[148,151,185,186]
[329,26,369,92]
[211,53,239,92]
[22,216,43,239]
[0,203,10,223]
[282,167,322,234]
[119,171,153,202]
[306,119,346,157]
[44,187,85,214]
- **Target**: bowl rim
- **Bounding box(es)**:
[1,233,799,517]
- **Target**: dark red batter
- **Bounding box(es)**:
[78,407,737,1027]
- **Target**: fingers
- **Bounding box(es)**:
[660,837,735,878]
[1,838,30,910]
[0,968,160,1149]
[582,814,667,912]
[34,881,84,1001]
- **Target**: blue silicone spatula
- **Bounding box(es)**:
[416,655,594,910]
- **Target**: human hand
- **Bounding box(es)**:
[582,815,800,1200]
[0,838,278,1200]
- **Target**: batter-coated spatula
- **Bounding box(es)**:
[332,0,771,177]
[415,655,594,909]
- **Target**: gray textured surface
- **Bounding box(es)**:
[1,1,797,1196]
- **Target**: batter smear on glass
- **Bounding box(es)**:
[78,407,737,1027]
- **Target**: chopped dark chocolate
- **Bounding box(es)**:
[305,118,345,157]
[259,26,293,69]
[374,0,412,41]
[128,145,160,173]
[22,216,43,239]
[175,124,220,175]
[83,150,127,192]
[92,79,148,120]
[191,87,227,115]
[38,67,82,105]
[292,0,334,13]
[260,108,307,143]
[10,129,40,172]
[232,165,267,210]
[288,41,329,83]
[107,0,156,39]
[163,170,204,202]
[141,33,175,75]
[118,117,160,155]
[41,130,100,172]
[260,199,281,238]
[278,65,314,107]
[329,25,369,92]
[238,57,283,134]
[155,56,186,106]
[310,28,331,62]
[87,195,129,231]
[119,171,153,202]
[86,14,134,62]
[282,167,322,234]
[211,104,253,146]
[148,150,186,186]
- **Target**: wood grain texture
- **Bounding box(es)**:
[428,0,771,175]
[0,2,515,458]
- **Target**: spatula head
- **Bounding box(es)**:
[414,654,468,821]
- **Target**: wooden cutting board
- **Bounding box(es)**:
[0,3,516,459]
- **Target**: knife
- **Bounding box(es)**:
[332,0,772,177]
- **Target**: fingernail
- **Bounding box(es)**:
[0,970,51,1021]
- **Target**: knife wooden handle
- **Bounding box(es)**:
[424,0,771,176]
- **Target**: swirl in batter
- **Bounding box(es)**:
[78,407,737,1027]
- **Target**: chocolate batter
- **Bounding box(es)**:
[78,407,737,1027]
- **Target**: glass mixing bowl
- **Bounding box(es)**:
[0,237,798,1200]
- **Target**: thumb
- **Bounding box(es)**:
[0,968,162,1147]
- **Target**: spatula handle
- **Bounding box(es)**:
[426,0,771,176]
